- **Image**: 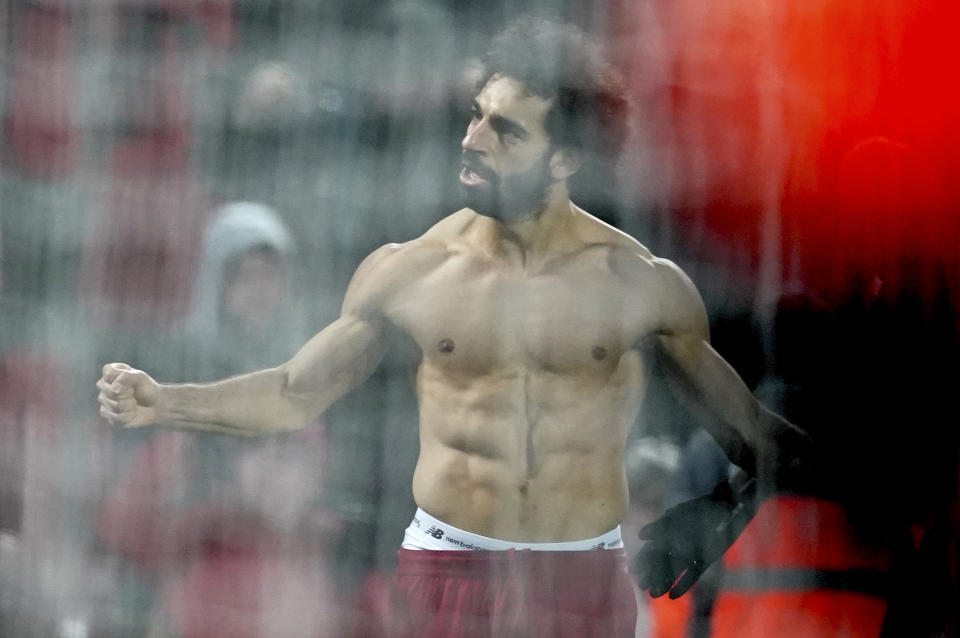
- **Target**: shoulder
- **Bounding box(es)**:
[648,257,708,338]
[343,211,475,316]
[573,208,656,260]
[421,208,483,240]
[577,210,655,282]
[649,257,697,297]
[600,235,707,338]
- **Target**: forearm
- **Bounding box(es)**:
[692,378,811,481]
[658,336,803,473]
[704,401,792,473]
[692,398,762,475]
[708,380,781,456]
[155,367,311,436]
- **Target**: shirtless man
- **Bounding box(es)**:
[97,18,802,637]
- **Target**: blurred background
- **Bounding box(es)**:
[0,0,958,636]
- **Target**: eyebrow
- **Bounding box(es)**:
[472,100,530,140]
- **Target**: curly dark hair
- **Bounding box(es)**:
[480,16,630,169]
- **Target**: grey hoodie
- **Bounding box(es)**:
[178,201,305,382]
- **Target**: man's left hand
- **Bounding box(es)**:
[635,476,757,599]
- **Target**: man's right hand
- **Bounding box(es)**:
[97,363,160,428]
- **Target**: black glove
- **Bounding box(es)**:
[635,476,757,599]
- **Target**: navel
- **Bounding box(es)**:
[591,346,607,361]
[518,479,529,497]
[438,338,455,354]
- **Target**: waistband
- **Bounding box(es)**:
[402,508,624,551]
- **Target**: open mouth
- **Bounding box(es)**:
[460,163,491,186]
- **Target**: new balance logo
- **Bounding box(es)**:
[426,526,444,540]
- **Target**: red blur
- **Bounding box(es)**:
[612,0,960,310]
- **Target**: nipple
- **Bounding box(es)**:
[438,338,455,354]
[591,346,607,361]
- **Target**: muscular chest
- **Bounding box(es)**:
[389,254,649,374]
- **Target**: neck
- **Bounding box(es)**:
[498,182,578,267]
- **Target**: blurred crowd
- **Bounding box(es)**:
[1,0,959,637]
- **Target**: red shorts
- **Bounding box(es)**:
[373,548,637,638]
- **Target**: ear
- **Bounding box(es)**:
[549,147,582,181]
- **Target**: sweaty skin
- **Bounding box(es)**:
[98,74,785,543]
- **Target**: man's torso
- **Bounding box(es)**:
[373,209,671,542]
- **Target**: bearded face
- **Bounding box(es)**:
[460,149,553,222]
[459,75,559,223]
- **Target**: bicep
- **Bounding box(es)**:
[278,244,408,409]
[282,313,389,403]
[279,239,434,412]
[644,258,712,380]
[656,333,740,395]
[655,333,761,471]
[282,242,400,385]
[651,259,750,408]
[652,258,710,342]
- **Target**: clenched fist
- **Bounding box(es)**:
[97,363,160,428]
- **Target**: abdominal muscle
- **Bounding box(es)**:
[411,360,642,543]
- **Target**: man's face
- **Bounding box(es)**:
[460,75,556,222]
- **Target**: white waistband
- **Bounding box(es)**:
[401,508,624,551]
